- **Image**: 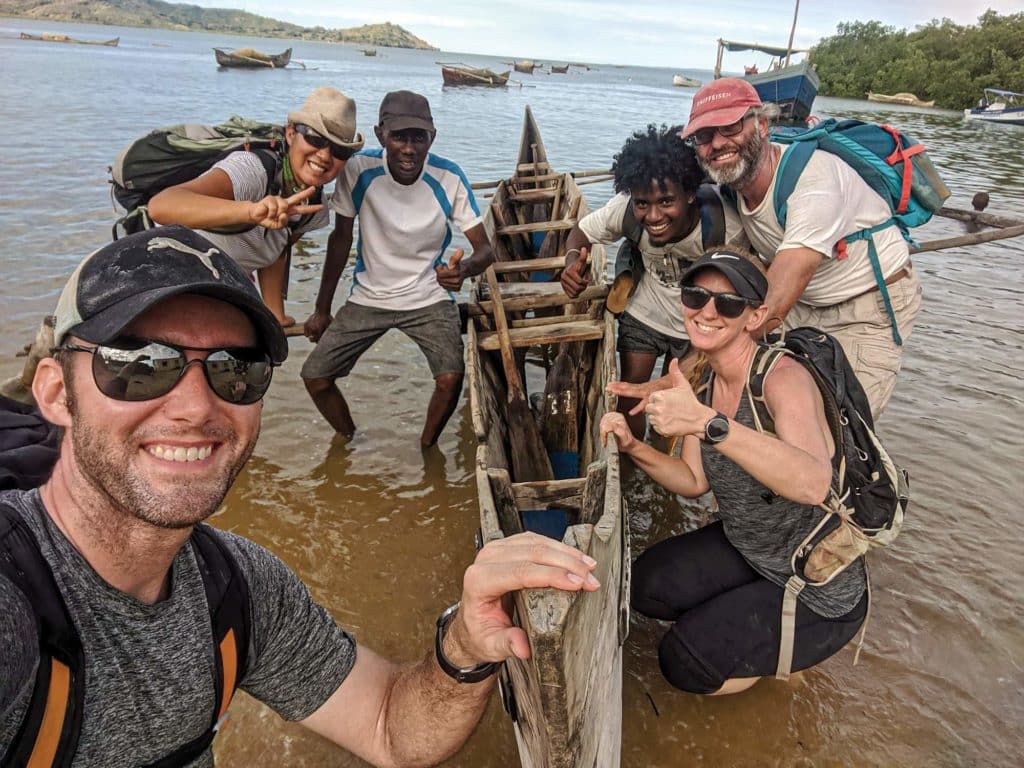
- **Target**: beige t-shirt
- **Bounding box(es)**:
[579,191,744,338]
[740,144,910,306]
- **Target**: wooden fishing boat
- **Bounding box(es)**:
[672,74,701,87]
[359,48,378,56]
[213,47,292,68]
[550,64,569,74]
[506,59,538,74]
[466,106,627,768]
[440,64,510,87]
[867,91,935,107]
[19,32,119,46]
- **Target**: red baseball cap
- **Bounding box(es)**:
[680,78,763,139]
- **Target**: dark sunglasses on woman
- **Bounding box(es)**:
[680,285,760,319]
[60,339,275,405]
[293,123,355,161]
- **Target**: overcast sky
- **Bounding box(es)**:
[204,1,1020,68]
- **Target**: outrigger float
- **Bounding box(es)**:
[464,106,628,767]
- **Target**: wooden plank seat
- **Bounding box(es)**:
[496,218,578,235]
[476,319,605,351]
[463,283,608,317]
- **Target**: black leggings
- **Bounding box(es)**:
[631,521,867,694]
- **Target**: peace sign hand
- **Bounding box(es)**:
[248,185,323,230]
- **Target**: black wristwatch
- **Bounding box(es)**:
[435,602,500,684]
[702,411,730,443]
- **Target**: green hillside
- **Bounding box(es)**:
[0,0,438,48]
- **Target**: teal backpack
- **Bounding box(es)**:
[768,119,950,344]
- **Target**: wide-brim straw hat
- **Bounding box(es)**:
[288,87,364,150]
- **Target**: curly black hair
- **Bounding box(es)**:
[611,124,703,196]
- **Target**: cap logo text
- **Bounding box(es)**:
[147,237,221,279]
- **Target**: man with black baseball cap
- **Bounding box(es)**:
[0,226,598,765]
[302,90,494,447]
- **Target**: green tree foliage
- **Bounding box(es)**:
[812,11,1024,108]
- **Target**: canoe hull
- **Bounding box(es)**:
[441,66,510,86]
[20,32,119,46]
[746,60,819,123]
[867,92,935,107]
[213,47,292,68]
[468,107,626,768]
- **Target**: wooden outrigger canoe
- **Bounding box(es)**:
[466,106,628,768]
[213,47,292,68]
[20,32,119,46]
[440,64,510,86]
[867,91,935,107]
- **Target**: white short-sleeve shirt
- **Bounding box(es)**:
[329,149,482,311]
[740,144,910,307]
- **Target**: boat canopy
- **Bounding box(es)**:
[717,39,809,57]
[983,88,1023,99]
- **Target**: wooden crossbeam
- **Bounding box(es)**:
[476,319,605,351]
[492,256,567,274]
[497,218,577,235]
[511,477,586,509]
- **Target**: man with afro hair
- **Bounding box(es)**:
[561,124,745,438]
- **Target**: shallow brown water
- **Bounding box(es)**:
[2,19,1022,767]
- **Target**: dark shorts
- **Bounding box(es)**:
[617,311,691,360]
[300,300,465,381]
[631,521,867,694]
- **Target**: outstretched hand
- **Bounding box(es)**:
[451,532,600,664]
[434,249,466,291]
[644,358,709,437]
[248,186,323,230]
[560,246,590,298]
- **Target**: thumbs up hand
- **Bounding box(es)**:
[435,248,466,291]
[645,358,709,438]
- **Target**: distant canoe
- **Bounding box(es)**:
[213,47,292,69]
[672,74,701,87]
[20,32,119,47]
[441,64,510,87]
[550,64,569,74]
[359,48,378,56]
[867,91,935,108]
[509,59,537,74]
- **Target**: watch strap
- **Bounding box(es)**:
[434,602,500,684]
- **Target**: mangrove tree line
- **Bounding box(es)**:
[811,11,1023,109]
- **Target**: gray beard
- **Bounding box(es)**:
[703,129,765,190]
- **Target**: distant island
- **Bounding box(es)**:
[0,0,438,49]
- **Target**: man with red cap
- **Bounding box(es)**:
[679,78,922,418]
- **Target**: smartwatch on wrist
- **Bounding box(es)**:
[435,602,499,684]
[702,411,730,444]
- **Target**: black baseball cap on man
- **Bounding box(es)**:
[680,249,768,304]
[378,90,435,133]
[53,226,289,364]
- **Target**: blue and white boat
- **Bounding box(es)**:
[714,39,819,124]
[964,89,1024,127]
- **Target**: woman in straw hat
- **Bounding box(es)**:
[148,87,364,327]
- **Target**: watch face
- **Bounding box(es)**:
[705,414,730,443]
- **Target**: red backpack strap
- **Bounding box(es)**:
[880,125,924,214]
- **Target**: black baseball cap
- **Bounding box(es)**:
[378,90,435,132]
[53,226,289,363]
[680,249,768,303]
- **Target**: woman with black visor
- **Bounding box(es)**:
[603,248,867,695]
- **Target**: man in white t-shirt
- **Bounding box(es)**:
[561,125,744,438]
[680,79,922,418]
[301,91,494,447]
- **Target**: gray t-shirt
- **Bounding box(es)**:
[198,151,330,273]
[0,489,355,766]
